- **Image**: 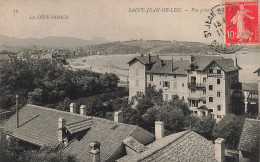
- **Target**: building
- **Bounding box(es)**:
[117,122,226,162]
[238,118,260,162]
[0,104,154,162]
[128,54,241,121]
[254,67,260,115]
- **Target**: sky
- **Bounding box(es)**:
[0,0,224,43]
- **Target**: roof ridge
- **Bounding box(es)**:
[138,130,191,161]
[27,104,91,119]
[28,104,140,128]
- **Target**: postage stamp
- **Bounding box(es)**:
[225,1,259,45]
[204,1,259,54]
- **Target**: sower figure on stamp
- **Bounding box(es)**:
[231,4,254,41]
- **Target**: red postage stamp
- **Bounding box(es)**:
[225,2,259,44]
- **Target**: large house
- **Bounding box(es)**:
[128,54,241,121]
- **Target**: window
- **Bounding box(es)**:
[165,94,168,101]
[217,70,221,74]
[209,85,213,91]
[172,95,178,100]
[203,77,206,83]
[203,101,206,104]
[174,74,176,78]
[173,82,177,90]
[209,97,213,102]
[136,80,139,86]
[217,115,222,119]
[136,91,143,97]
[217,79,220,84]
[136,69,139,75]
[194,111,198,114]
[182,96,184,101]
[217,105,221,111]
[191,100,198,107]
[160,81,161,85]
[163,81,170,88]
[202,111,206,117]
[182,83,185,88]
[203,90,206,95]
[150,75,153,81]
[191,90,196,94]
[217,92,221,97]
[191,76,196,83]
[209,69,213,73]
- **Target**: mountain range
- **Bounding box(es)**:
[0,35,108,48]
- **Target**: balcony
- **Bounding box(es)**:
[207,73,223,77]
[188,82,206,89]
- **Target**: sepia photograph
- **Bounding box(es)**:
[0,0,259,161]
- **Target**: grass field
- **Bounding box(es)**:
[68,52,260,83]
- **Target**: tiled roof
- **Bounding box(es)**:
[0,54,11,61]
[65,119,93,134]
[189,56,222,71]
[1,104,154,162]
[63,117,139,161]
[254,67,260,73]
[213,59,241,72]
[241,83,258,91]
[238,118,260,153]
[147,60,190,75]
[128,55,161,65]
[188,56,241,72]
[123,136,147,153]
[117,131,217,162]
[1,104,93,148]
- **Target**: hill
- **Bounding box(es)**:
[0,35,108,48]
[83,40,217,55]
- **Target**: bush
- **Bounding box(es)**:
[212,114,245,149]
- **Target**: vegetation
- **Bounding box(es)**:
[0,133,78,162]
[0,59,119,110]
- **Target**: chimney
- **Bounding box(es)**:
[89,141,101,162]
[215,138,225,162]
[70,103,76,113]
[155,121,164,139]
[171,57,174,72]
[160,60,164,67]
[148,54,151,63]
[16,94,19,128]
[190,55,194,63]
[114,111,123,123]
[233,56,237,67]
[58,117,66,142]
[80,105,87,115]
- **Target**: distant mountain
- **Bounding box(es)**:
[0,35,108,48]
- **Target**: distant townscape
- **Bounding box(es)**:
[0,36,259,162]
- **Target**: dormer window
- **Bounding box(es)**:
[209,69,213,73]
[217,70,221,74]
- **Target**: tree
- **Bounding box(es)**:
[185,116,215,139]
[212,114,245,149]
[136,97,154,115]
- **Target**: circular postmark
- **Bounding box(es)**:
[203,4,252,54]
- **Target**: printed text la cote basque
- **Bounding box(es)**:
[30,14,68,19]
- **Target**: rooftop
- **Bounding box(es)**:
[1,104,154,162]
[238,118,260,153]
[117,131,217,162]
